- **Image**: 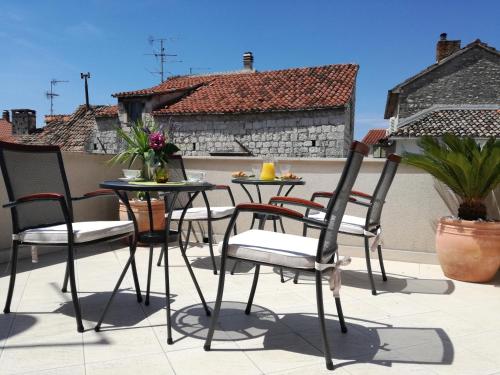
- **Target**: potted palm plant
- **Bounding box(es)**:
[404,134,500,282]
[111,120,179,233]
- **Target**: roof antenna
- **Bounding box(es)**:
[45,79,68,115]
[80,72,91,109]
[145,36,182,82]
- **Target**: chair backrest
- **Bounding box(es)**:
[165,155,192,210]
[318,141,369,262]
[0,142,73,233]
[366,154,401,227]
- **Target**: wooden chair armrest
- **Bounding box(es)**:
[237,203,303,218]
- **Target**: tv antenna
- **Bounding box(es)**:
[145,36,182,82]
[46,79,68,115]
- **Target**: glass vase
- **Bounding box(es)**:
[154,162,169,183]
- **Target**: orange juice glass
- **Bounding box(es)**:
[260,160,276,180]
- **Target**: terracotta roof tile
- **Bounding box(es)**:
[14,105,118,152]
[361,129,388,145]
[114,64,359,115]
[0,119,13,140]
[390,108,500,138]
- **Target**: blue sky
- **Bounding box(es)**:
[1,0,499,139]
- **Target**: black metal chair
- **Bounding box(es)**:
[302,154,402,295]
[0,141,142,332]
[156,155,236,275]
[203,141,369,371]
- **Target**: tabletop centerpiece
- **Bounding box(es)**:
[112,119,179,183]
[112,119,180,234]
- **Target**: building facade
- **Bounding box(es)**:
[113,54,358,158]
[385,34,500,153]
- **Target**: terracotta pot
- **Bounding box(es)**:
[119,199,165,233]
[435,217,500,282]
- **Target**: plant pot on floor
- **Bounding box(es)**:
[119,199,165,234]
[436,217,500,282]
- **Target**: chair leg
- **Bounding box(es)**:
[145,245,154,305]
[3,241,19,314]
[62,262,69,292]
[95,240,138,332]
[377,244,388,282]
[129,237,142,303]
[279,267,285,283]
[164,242,173,344]
[245,265,260,315]
[293,271,300,284]
[67,245,84,333]
[335,297,348,333]
[207,221,218,275]
[230,260,239,275]
[179,245,210,316]
[184,221,192,248]
[315,270,334,370]
[157,247,164,267]
[364,237,377,295]
[204,248,228,351]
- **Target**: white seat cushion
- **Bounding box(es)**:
[308,212,376,237]
[17,221,134,244]
[171,206,234,220]
[217,229,333,269]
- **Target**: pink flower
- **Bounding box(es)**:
[148,132,165,151]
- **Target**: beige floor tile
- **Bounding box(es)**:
[85,353,174,375]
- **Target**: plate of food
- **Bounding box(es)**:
[231,171,255,178]
[279,172,302,180]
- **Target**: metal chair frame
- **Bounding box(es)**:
[302,154,402,295]
[204,142,369,370]
[0,141,141,332]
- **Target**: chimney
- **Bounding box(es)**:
[243,52,254,71]
[11,109,36,135]
[436,33,461,62]
[2,110,9,122]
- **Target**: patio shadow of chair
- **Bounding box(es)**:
[0,315,37,341]
[54,288,172,330]
[276,267,455,295]
[171,301,453,369]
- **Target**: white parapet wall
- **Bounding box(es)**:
[0,152,477,264]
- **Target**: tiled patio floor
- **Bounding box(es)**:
[0,242,499,375]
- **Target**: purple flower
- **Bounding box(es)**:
[148,132,166,151]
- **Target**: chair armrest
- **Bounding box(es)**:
[351,190,372,200]
[237,203,304,219]
[3,193,65,208]
[209,185,236,206]
[269,196,325,211]
[72,189,116,201]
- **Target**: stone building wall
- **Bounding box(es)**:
[87,117,122,154]
[398,48,500,119]
[155,106,353,158]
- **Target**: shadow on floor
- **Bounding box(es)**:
[171,301,454,368]
[275,268,456,295]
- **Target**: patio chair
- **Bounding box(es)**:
[0,141,141,332]
[155,155,236,275]
[204,141,369,370]
[302,154,402,295]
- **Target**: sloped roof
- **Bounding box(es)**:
[384,39,500,119]
[114,64,359,115]
[390,106,500,138]
[15,105,118,152]
[0,118,13,140]
[361,128,388,145]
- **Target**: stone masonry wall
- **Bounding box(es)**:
[398,48,500,119]
[155,108,352,158]
[87,117,122,154]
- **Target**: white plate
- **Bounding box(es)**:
[118,177,143,182]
